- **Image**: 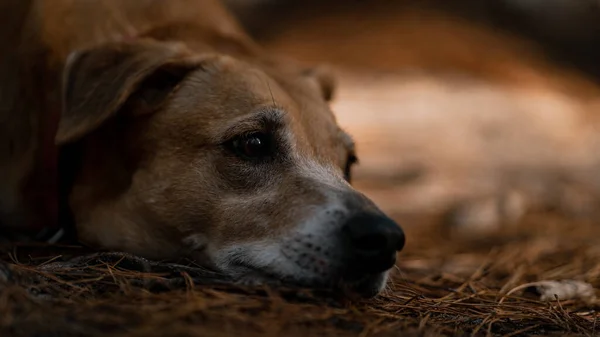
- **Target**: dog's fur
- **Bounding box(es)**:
[0,0,403,297]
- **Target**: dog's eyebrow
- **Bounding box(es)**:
[221,107,286,141]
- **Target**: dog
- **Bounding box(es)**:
[0,0,405,298]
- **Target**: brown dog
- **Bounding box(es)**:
[0,0,404,297]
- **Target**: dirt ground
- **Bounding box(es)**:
[2,2,600,337]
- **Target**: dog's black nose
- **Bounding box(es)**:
[343,212,405,275]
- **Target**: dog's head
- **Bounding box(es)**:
[56,39,405,298]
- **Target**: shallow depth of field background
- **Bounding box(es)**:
[225,0,600,230]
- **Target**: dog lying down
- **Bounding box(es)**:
[0,0,404,298]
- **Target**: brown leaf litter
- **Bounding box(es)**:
[0,212,598,337]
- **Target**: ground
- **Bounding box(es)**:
[1,212,598,336]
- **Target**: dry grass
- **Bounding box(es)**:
[1,213,598,337]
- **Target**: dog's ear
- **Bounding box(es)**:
[304,65,337,102]
[56,40,201,145]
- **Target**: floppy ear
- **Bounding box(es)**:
[304,65,337,102]
[56,40,201,145]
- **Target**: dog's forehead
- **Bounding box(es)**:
[166,56,348,159]
[263,66,347,160]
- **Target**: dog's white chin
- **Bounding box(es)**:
[209,242,391,298]
[338,271,389,299]
[231,266,389,299]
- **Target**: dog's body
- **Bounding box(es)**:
[0,0,404,297]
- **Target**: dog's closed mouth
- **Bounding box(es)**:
[338,273,388,299]
[229,262,387,298]
[231,266,285,287]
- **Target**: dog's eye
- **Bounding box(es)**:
[231,132,272,160]
[344,153,358,182]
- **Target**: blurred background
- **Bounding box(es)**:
[224,0,600,237]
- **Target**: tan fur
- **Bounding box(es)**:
[0,0,400,296]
